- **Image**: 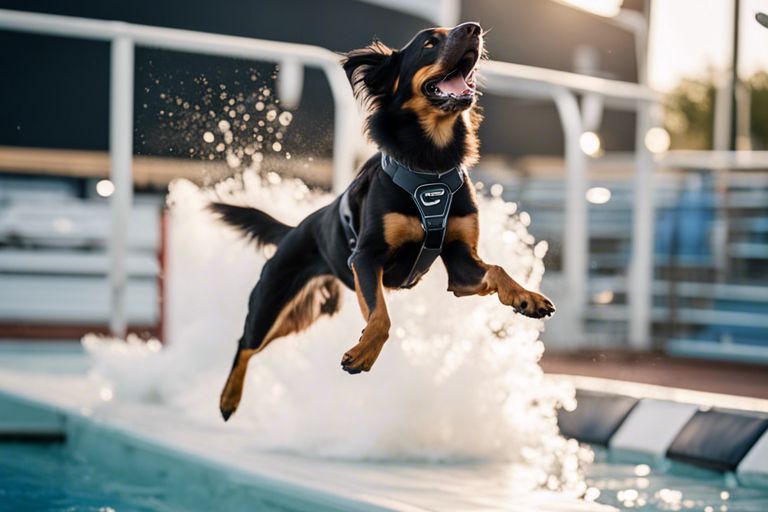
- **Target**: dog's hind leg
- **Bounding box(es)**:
[219,231,341,421]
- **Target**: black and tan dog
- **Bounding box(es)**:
[211,22,555,421]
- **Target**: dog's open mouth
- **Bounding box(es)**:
[424,51,478,102]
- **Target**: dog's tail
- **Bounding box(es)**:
[208,202,292,248]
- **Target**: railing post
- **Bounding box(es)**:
[325,64,360,194]
[554,88,588,347]
[628,102,655,349]
[109,34,134,338]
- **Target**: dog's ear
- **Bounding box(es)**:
[342,41,399,108]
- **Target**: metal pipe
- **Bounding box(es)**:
[628,103,655,349]
[481,59,658,107]
[553,88,588,347]
[108,36,135,338]
[0,9,339,65]
[658,150,768,169]
[324,62,361,193]
[730,0,741,151]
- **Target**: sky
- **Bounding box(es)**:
[649,0,768,91]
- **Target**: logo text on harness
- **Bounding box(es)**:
[420,188,445,207]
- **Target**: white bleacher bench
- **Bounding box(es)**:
[0,200,160,326]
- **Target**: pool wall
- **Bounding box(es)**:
[557,382,768,489]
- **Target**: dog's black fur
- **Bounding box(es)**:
[211,23,555,421]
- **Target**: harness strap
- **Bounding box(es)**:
[339,188,359,269]
[339,153,465,288]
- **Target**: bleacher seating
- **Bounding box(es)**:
[475,158,768,361]
[0,176,161,334]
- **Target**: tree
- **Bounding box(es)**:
[664,71,768,150]
[749,71,768,149]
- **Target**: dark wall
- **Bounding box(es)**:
[0,0,428,158]
[0,0,642,159]
[463,0,640,156]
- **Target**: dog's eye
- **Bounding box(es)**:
[423,37,438,49]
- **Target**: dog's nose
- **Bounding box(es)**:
[451,22,482,39]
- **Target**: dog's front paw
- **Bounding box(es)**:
[341,340,384,375]
[510,289,555,319]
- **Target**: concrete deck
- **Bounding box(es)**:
[541,350,768,400]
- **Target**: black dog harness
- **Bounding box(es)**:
[339,153,465,288]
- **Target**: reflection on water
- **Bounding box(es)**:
[587,448,768,511]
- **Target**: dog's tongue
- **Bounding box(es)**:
[438,73,471,96]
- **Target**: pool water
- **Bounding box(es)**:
[587,448,768,511]
[0,441,309,512]
[3,441,768,512]
[0,442,189,512]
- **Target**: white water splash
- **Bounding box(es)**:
[84,169,588,491]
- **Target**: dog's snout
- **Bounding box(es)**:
[451,22,481,39]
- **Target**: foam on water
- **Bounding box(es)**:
[83,169,590,492]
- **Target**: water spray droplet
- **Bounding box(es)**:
[226,153,241,168]
[278,111,293,126]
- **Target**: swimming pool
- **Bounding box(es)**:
[1,354,768,512]
[0,440,321,512]
[3,425,768,511]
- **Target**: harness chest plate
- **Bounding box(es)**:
[339,153,465,288]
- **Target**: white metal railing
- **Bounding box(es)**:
[0,8,360,337]
[658,150,768,170]
[481,60,659,348]
[0,9,662,346]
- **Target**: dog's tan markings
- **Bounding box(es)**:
[444,212,555,317]
[462,110,482,167]
[446,213,479,245]
[402,65,460,148]
[261,276,341,347]
[351,265,370,318]
[219,348,256,419]
[393,76,400,94]
[383,212,424,249]
[343,267,390,373]
[219,276,341,418]
[403,94,459,147]
[449,263,553,317]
